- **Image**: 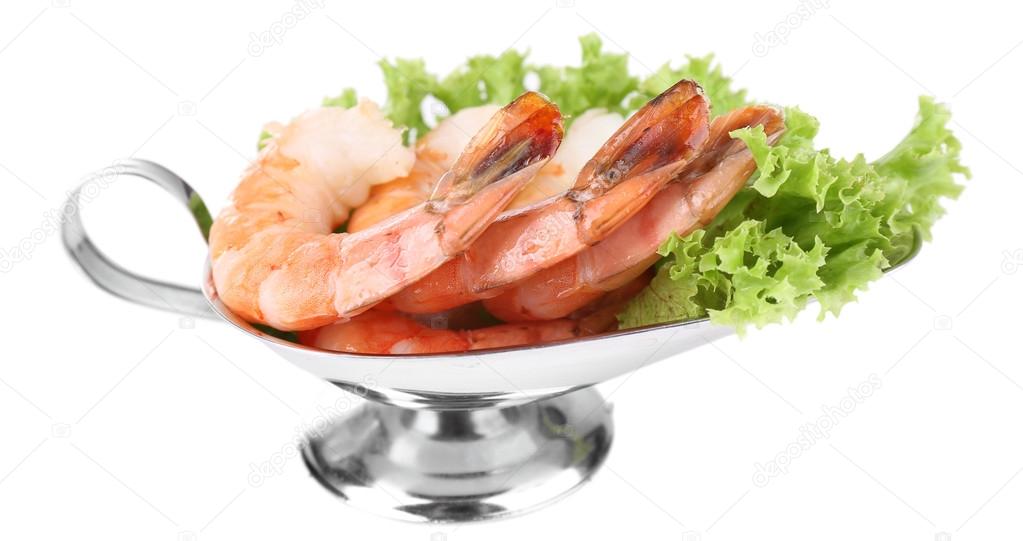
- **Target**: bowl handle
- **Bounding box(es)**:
[61,159,216,319]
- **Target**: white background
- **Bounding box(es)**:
[2,0,1021,539]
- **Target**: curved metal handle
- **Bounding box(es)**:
[61,159,216,319]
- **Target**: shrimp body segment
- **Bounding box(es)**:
[483,106,786,322]
[390,80,711,315]
[210,93,564,331]
[210,100,414,329]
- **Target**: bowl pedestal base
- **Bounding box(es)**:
[301,387,613,522]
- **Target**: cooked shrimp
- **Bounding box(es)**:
[348,106,623,231]
[389,79,711,314]
[299,310,579,354]
[347,105,501,232]
[210,92,564,330]
[483,105,786,322]
[300,274,649,354]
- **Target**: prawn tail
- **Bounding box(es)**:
[573,79,711,244]
[432,91,565,253]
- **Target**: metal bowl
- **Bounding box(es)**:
[62,159,921,523]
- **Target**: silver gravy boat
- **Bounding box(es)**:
[61,159,921,523]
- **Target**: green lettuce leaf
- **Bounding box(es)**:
[256,129,273,151]
[350,35,748,137]
[534,33,637,120]
[377,57,438,143]
[618,221,828,334]
[322,87,358,108]
[619,98,968,331]
[378,34,637,132]
[874,96,969,245]
[432,50,530,114]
